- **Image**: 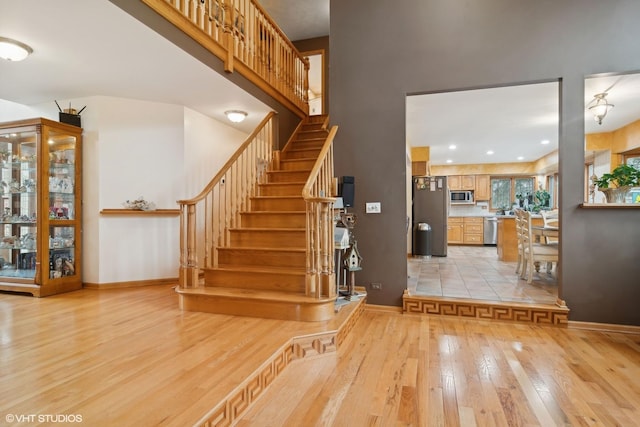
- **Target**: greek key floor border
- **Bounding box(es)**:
[194,295,367,427]
[402,290,569,325]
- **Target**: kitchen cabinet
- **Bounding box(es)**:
[447,217,464,244]
[463,217,484,245]
[449,175,475,191]
[411,161,428,176]
[474,175,491,200]
[0,118,82,297]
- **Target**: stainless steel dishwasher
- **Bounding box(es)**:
[483,216,498,245]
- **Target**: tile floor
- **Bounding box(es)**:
[407,245,559,305]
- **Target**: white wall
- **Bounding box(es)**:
[183,107,248,197]
[1,96,248,285]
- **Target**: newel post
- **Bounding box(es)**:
[179,203,199,288]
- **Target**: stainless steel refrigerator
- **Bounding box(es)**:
[412,176,449,256]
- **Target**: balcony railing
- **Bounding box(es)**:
[141,0,309,117]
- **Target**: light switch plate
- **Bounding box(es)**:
[366,202,381,213]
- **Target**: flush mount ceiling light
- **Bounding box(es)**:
[0,37,33,61]
[588,92,614,125]
[224,110,248,123]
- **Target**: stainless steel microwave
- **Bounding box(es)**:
[450,190,474,204]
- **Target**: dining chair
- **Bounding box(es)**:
[521,211,559,283]
[514,208,525,275]
[540,209,559,244]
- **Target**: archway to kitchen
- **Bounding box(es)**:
[405,81,562,307]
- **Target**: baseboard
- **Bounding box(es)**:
[567,320,640,334]
[365,303,403,313]
[83,278,178,290]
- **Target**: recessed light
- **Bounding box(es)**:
[517,156,524,160]
[486,150,494,155]
[541,139,550,145]
[448,144,456,150]
[446,159,453,163]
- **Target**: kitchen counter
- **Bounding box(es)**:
[496,216,543,262]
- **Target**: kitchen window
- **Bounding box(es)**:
[490,177,535,210]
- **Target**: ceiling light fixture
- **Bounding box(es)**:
[588,92,614,125]
[448,144,456,150]
[0,36,33,61]
[486,150,494,155]
[224,110,248,123]
[541,139,550,145]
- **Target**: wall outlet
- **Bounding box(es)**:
[370,282,382,290]
[366,202,381,213]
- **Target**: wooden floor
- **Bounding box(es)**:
[239,309,640,426]
[1,286,639,426]
[0,285,363,427]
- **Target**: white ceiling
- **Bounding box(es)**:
[407,74,640,166]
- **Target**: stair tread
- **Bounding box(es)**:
[228,227,305,232]
[251,195,304,199]
[177,286,334,303]
[241,211,306,214]
[219,246,306,252]
[206,265,306,274]
[259,181,306,185]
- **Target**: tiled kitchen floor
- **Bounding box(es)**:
[407,245,558,305]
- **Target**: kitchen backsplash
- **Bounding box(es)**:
[450,202,490,217]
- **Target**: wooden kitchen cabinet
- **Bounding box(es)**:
[449,175,475,190]
[474,175,491,200]
[463,217,484,245]
[447,217,464,244]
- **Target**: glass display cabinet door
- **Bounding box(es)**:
[0,128,38,279]
[46,129,78,281]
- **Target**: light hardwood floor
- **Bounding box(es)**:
[0,285,361,426]
[239,309,640,426]
[1,286,639,426]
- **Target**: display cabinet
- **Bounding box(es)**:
[0,118,82,296]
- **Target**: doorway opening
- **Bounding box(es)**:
[405,81,561,306]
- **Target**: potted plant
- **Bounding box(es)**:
[592,164,640,203]
[534,189,551,210]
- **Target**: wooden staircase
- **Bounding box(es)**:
[177,115,337,321]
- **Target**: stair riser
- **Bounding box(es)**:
[267,171,310,183]
[218,249,306,268]
[288,139,325,150]
[251,198,306,211]
[229,230,306,248]
[302,123,323,131]
[240,213,306,228]
[280,159,316,171]
[203,269,305,293]
[282,149,321,160]
[178,292,336,321]
[297,130,328,140]
[258,184,304,197]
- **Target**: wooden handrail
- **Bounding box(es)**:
[303,126,338,199]
[142,0,309,117]
[177,112,276,288]
[178,111,276,205]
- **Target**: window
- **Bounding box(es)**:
[491,178,511,210]
[490,176,535,210]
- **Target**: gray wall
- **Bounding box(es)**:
[330,0,640,325]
